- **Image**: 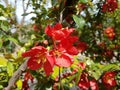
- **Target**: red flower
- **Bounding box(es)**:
[22,46,55,76]
[45,23,74,41]
[104,27,115,40]
[78,73,90,90]
[90,79,99,90]
[78,73,99,90]
[104,49,114,59]
[102,71,117,89]
[22,80,30,90]
[102,0,118,12]
[55,53,74,67]
[58,36,79,55]
[77,42,88,53]
[77,62,86,70]
[24,71,34,82]
[22,72,34,90]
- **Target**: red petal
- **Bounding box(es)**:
[27,57,42,70]
[67,46,79,55]
[59,38,72,49]
[45,25,52,36]
[78,62,86,70]
[68,36,78,43]
[62,28,74,38]
[22,46,47,57]
[44,54,55,76]
[90,79,99,90]
[78,81,90,90]
[77,42,87,52]
[78,73,90,90]
[56,53,73,67]
[102,71,117,87]
[53,30,65,40]
[53,23,62,30]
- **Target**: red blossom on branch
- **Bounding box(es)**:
[45,23,74,41]
[102,0,118,12]
[78,73,90,90]
[102,71,117,89]
[22,23,81,76]
[22,46,55,76]
[78,73,99,90]
[104,27,115,40]
[76,42,88,53]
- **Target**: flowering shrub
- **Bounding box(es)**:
[0,0,120,90]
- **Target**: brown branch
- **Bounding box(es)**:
[3,59,28,90]
[59,9,65,24]
[20,0,30,26]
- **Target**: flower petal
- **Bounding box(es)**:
[44,54,55,76]
[53,23,62,30]
[56,53,73,67]
[27,57,42,70]
[22,46,47,57]
[90,79,99,90]
[67,46,79,55]
[53,30,65,40]
[45,25,53,36]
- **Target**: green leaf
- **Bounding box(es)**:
[1,23,8,31]
[0,72,8,82]
[75,68,82,85]
[0,38,3,48]
[51,66,62,79]
[79,0,88,3]
[100,64,120,72]
[51,0,57,6]
[86,59,94,65]
[0,56,8,67]
[22,13,30,16]
[16,79,22,90]
[7,62,14,76]
[0,85,3,89]
[73,15,85,29]
[8,37,19,45]
[63,84,70,90]
[91,71,101,80]
[0,4,5,10]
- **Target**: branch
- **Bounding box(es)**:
[20,0,30,26]
[3,59,28,90]
[59,9,65,23]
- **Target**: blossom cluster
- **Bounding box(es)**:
[102,0,118,12]
[22,23,118,89]
[22,23,87,76]
[104,27,115,40]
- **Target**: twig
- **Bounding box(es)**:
[59,9,65,24]
[20,0,30,26]
[3,59,28,90]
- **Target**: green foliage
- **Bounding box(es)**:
[0,0,120,89]
[7,62,14,76]
[73,15,85,29]
[79,0,88,3]
[0,56,7,67]
[16,79,23,90]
